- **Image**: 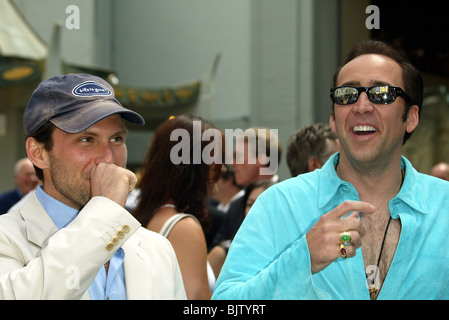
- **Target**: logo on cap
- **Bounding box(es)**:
[72,81,112,97]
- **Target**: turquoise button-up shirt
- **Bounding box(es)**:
[35,186,126,300]
[212,153,449,299]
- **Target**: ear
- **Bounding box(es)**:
[329,112,336,132]
[307,156,322,172]
[406,105,419,133]
[26,137,49,171]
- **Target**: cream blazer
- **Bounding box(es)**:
[0,193,186,300]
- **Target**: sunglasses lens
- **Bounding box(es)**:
[333,87,359,105]
[368,86,396,104]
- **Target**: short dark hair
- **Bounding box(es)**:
[28,121,56,181]
[332,40,423,143]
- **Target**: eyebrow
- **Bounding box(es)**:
[339,80,392,87]
[371,80,392,86]
[80,128,128,138]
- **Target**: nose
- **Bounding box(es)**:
[94,143,115,165]
[353,92,374,114]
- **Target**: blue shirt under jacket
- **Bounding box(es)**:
[212,153,449,300]
[35,186,126,300]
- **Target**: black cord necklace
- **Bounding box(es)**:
[367,168,404,300]
[367,216,392,300]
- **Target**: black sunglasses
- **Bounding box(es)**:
[330,85,412,105]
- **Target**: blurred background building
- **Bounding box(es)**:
[1,0,448,190]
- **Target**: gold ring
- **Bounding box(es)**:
[339,243,347,259]
[340,231,351,246]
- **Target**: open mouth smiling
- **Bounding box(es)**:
[353,125,377,136]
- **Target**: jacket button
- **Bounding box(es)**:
[106,242,114,251]
[112,236,119,245]
[117,230,125,239]
[122,225,130,233]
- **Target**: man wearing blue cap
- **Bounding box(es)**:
[0,74,186,299]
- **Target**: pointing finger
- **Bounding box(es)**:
[327,200,375,221]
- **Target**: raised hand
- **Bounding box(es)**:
[89,163,137,207]
[306,200,375,274]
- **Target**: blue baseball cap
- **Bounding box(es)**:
[23,73,145,136]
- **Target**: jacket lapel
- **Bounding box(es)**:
[19,192,59,248]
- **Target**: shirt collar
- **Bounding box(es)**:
[393,156,429,216]
[317,153,345,209]
[317,153,429,216]
[34,185,79,229]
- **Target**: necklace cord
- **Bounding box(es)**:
[375,169,404,271]
[376,216,392,268]
[367,216,392,299]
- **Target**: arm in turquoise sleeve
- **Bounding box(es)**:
[212,197,329,300]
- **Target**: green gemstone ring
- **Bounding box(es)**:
[340,231,351,245]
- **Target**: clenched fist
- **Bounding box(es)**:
[89,163,137,207]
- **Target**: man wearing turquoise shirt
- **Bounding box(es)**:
[213,40,449,299]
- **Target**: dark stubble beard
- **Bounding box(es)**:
[48,152,91,210]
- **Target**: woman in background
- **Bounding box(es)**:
[133,115,223,299]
